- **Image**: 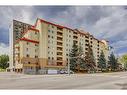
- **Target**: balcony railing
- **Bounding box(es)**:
[73,35,78,39]
[57,32,63,36]
[57,57,63,61]
[57,37,63,41]
[57,47,63,51]
[57,52,63,56]
[57,42,63,46]
[57,62,63,66]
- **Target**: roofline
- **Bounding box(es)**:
[38,18,74,31]
[13,19,33,27]
[20,37,39,44]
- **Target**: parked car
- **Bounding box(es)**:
[59,70,74,74]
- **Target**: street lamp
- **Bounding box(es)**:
[68,54,84,75]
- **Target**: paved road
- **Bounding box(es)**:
[0,72,127,89]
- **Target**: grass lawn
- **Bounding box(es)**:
[0,68,6,72]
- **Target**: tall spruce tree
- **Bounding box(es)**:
[69,42,78,71]
[84,43,96,71]
[77,43,85,72]
[108,52,118,71]
[98,51,107,71]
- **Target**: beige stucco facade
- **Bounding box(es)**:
[13,18,109,74]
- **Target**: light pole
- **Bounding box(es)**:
[68,57,70,75]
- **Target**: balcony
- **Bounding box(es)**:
[85,35,89,39]
[57,52,63,56]
[85,44,89,46]
[57,62,63,66]
[57,27,63,31]
[57,57,63,61]
[85,48,88,51]
[57,31,63,36]
[57,42,63,46]
[73,35,78,39]
[57,47,63,51]
[73,31,78,35]
[85,39,89,42]
[57,37,63,41]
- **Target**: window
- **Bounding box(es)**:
[52,31,54,33]
[48,57,50,59]
[35,44,38,46]
[52,36,53,39]
[28,62,30,64]
[52,25,54,28]
[26,48,28,51]
[35,32,37,35]
[48,30,50,32]
[27,42,29,45]
[26,54,29,57]
[52,57,54,60]
[48,35,50,38]
[35,56,38,58]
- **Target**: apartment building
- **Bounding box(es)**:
[9,18,109,74]
[9,20,32,71]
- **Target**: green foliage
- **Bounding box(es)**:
[98,51,107,70]
[84,44,96,71]
[120,54,127,69]
[77,43,85,71]
[69,42,79,71]
[108,52,118,71]
[0,54,9,69]
[69,42,86,72]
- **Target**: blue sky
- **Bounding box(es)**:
[0,6,127,56]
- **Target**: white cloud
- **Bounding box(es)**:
[51,6,127,55]
[0,43,9,55]
[0,6,35,29]
[0,6,127,56]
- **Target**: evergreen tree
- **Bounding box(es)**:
[84,44,96,71]
[108,52,118,71]
[69,42,78,71]
[0,55,9,69]
[98,51,107,71]
[77,43,85,72]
